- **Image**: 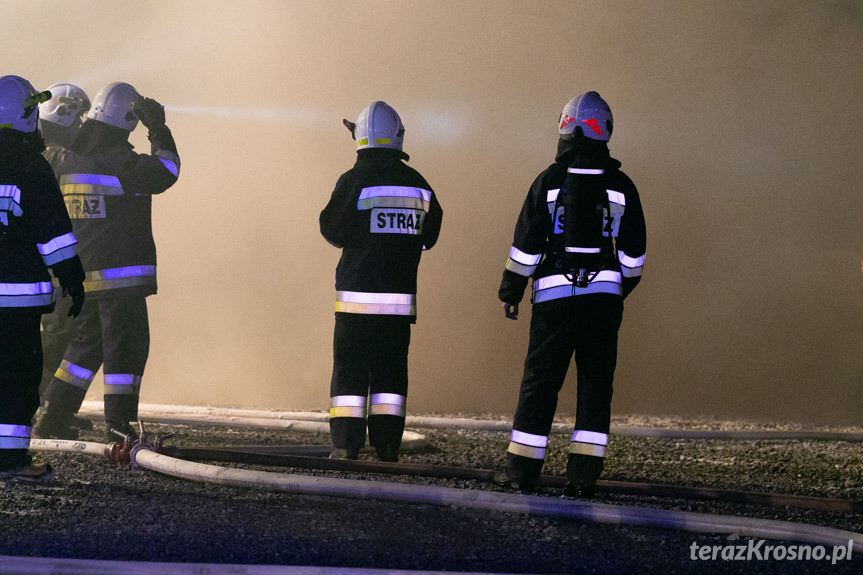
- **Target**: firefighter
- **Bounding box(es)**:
[33,82,180,441]
[494,92,646,497]
[0,75,85,481]
[36,84,91,397]
[320,101,443,462]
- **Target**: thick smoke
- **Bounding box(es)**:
[7,1,861,424]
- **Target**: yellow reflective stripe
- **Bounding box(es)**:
[569,442,606,457]
[54,360,95,390]
[329,406,366,418]
[374,138,391,144]
[357,138,369,146]
[507,441,546,460]
[83,266,156,292]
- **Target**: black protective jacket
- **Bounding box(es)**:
[0,129,84,312]
[52,120,179,298]
[320,148,443,318]
[499,144,646,305]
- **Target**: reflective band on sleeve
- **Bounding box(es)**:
[38,232,78,266]
[572,430,608,446]
[329,395,367,419]
[369,393,407,417]
[59,173,124,195]
[357,186,432,212]
[505,246,542,277]
[104,374,142,396]
[83,266,156,292]
[567,167,605,175]
[335,291,416,316]
[0,281,54,307]
[618,250,645,278]
[55,360,96,391]
[157,150,181,177]
[374,138,391,145]
[606,190,626,206]
[159,158,179,177]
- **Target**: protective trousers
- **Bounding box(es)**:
[39,287,77,394]
[0,309,42,471]
[507,293,623,486]
[41,295,149,425]
[329,313,411,453]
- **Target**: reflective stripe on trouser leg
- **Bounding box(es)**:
[329,395,367,452]
[368,393,406,450]
[567,430,608,484]
[506,429,548,460]
[53,359,96,391]
[0,425,30,451]
[569,429,608,457]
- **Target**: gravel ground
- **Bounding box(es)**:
[1,413,861,574]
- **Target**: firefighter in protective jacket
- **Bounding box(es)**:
[0,75,85,482]
[320,101,443,462]
[34,82,179,440]
[495,92,646,496]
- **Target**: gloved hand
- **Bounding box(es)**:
[63,284,85,318]
[135,97,166,131]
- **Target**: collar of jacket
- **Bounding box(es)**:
[72,120,132,155]
[356,147,410,163]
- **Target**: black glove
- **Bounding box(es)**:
[62,284,85,318]
[135,97,166,131]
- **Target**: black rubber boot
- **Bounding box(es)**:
[32,381,87,440]
[374,444,399,462]
[564,453,604,498]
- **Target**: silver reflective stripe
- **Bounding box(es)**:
[59,173,124,195]
[0,185,23,221]
[564,246,601,254]
[330,395,367,419]
[607,190,626,206]
[335,290,416,316]
[507,430,548,460]
[55,360,96,391]
[0,282,54,307]
[505,246,542,277]
[0,424,31,451]
[546,188,560,203]
[536,270,615,289]
[619,250,645,278]
[511,430,548,448]
[567,167,605,175]
[104,374,142,396]
[357,186,431,212]
[369,393,406,417]
[570,430,608,458]
[571,430,608,445]
[83,266,156,292]
[38,232,78,266]
[157,150,181,177]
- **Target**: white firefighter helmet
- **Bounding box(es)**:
[0,75,45,133]
[39,83,91,127]
[353,101,404,152]
[87,82,140,131]
[558,91,613,142]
